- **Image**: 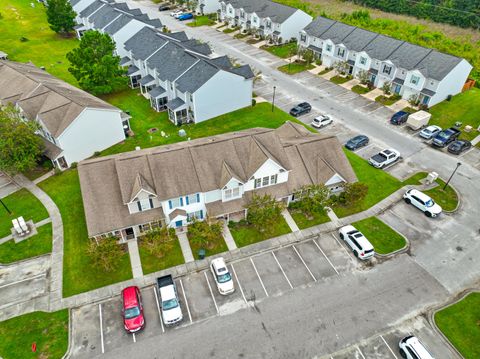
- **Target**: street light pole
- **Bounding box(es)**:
[0,198,11,214]
[271,86,276,112]
[443,162,461,190]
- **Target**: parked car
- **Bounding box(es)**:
[432,127,461,147]
[178,13,193,20]
[157,275,183,325]
[345,135,369,151]
[311,115,332,128]
[210,257,235,295]
[289,102,311,117]
[390,111,410,125]
[368,148,400,169]
[338,225,375,260]
[170,10,183,17]
[448,139,471,155]
[399,336,435,359]
[121,286,145,333]
[403,189,442,217]
[159,4,172,10]
[419,125,442,140]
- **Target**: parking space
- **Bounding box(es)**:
[251,252,292,296]
[321,234,359,273]
[272,246,312,287]
[135,287,163,340]
[71,304,102,359]
[101,297,131,352]
[231,259,268,302]
[205,267,248,315]
[180,271,218,321]
[295,240,339,279]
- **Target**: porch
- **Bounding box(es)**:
[127,65,141,88]
[139,75,156,98]
[148,86,168,112]
[166,97,190,125]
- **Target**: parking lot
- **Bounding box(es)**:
[327,316,460,359]
[70,233,361,358]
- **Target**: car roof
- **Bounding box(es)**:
[351,231,373,250]
[425,125,440,130]
[122,286,139,307]
[394,111,408,116]
[351,135,367,141]
[405,337,434,359]
[409,189,432,202]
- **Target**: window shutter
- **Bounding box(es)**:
[200,210,203,219]
[149,198,154,209]
[197,193,200,202]
[180,197,184,206]
[168,200,172,209]
[186,196,189,205]
[137,201,142,212]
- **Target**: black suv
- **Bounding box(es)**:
[390,111,409,125]
[289,102,311,117]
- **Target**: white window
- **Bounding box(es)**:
[240,10,244,18]
[270,174,278,185]
[359,56,367,65]
[254,178,261,188]
[266,21,271,29]
[186,194,199,205]
[253,16,257,23]
[326,44,332,52]
[187,210,203,222]
[221,4,226,12]
[137,198,154,212]
[262,176,269,186]
[383,65,392,75]
[169,197,182,209]
[300,34,306,42]
[337,48,345,57]
[224,187,240,200]
[410,75,420,85]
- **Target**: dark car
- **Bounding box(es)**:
[390,111,410,125]
[448,140,471,155]
[289,102,312,117]
[345,135,369,151]
[158,4,172,10]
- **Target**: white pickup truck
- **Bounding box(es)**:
[368,149,400,168]
[157,275,183,326]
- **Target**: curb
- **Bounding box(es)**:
[61,308,73,359]
[374,226,410,259]
[428,289,480,359]
[0,253,51,268]
[441,181,461,214]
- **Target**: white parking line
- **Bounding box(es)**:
[98,304,105,354]
[312,239,339,275]
[355,143,374,153]
[0,273,45,289]
[367,106,384,115]
[153,286,165,333]
[230,264,247,304]
[250,257,269,297]
[204,272,219,314]
[132,333,136,343]
[331,233,355,261]
[179,279,192,323]
[356,345,367,359]
[292,245,316,282]
[380,335,398,359]
[271,251,293,289]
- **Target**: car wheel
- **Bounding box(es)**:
[399,348,407,359]
[425,211,432,217]
[339,233,344,240]
[353,250,358,258]
[404,198,411,204]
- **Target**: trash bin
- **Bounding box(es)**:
[426,171,438,184]
[198,248,206,260]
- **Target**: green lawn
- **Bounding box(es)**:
[435,292,480,359]
[188,232,228,260]
[288,208,330,230]
[0,188,49,238]
[278,62,314,74]
[375,95,401,106]
[261,42,298,58]
[234,32,250,39]
[351,84,372,94]
[330,75,352,84]
[228,218,291,248]
[0,223,52,264]
[246,38,263,44]
[223,27,238,34]
[187,15,215,27]
[318,68,333,75]
[0,309,68,359]
[352,217,406,255]
[138,237,185,275]
[0,0,78,84]
[100,93,312,155]
[424,178,459,211]
[38,170,132,297]
[429,88,480,141]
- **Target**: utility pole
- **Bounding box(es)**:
[444,162,461,190]
[271,86,276,112]
[0,198,11,214]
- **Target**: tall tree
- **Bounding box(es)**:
[246,194,285,233]
[46,0,76,34]
[0,105,44,175]
[87,236,125,272]
[66,31,126,95]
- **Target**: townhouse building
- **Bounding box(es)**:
[196,0,220,14]
[0,60,129,169]
[78,122,356,240]
[300,17,473,106]
[219,0,312,44]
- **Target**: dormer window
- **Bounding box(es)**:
[254,174,278,189]
[137,197,154,212]
[240,10,245,18]
[224,187,240,200]
[326,44,332,52]
[410,75,420,85]
[300,34,306,42]
[382,65,392,75]
[336,48,345,57]
[266,21,271,29]
[359,56,367,65]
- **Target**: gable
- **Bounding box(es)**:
[252,158,285,179]
[325,173,346,186]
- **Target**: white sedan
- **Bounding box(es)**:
[210,257,234,295]
[311,115,332,129]
[403,189,442,217]
[419,125,442,139]
[170,10,183,17]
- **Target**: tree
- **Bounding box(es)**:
[87,236,125,272]
[357,69,370,85]
[140,227,175,258]
[381,81,392,95]
[46,0,76,34]
[66,31,127,95]
[302,49,314,66]
[291,184,330,217]
[408,94,420,107]
[334,60,349,75]
[187,218,222,250]
[0,105,44,175]
[342,182,369,204]
[246,194,285,233]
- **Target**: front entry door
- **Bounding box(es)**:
[175,220,183,228]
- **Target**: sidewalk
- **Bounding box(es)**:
[221,221,237,251]
[127,240,143,278]
[281,209,299,232]
[177,231,194,263]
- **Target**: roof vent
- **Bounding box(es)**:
[135,146,141,151]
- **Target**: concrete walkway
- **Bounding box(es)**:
[221,221,237,250]
[177,231,194,263]
[325,207,341,226]
[0,218,52,245]
[33,169,55,184]
[281,209,300,232]
[127,240,143,278]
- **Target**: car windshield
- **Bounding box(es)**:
[217,272,232,283]
[437,132,450,139]
[163,298,179,310]
[124,306,140,319]
[423,129,432,134]
[352,137,363,143]
[425,199,435,207]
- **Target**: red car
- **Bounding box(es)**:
[121,286,145,333]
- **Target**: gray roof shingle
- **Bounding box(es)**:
[88,5,121,29]
[318,22,356,44]
[224,0,299,23]
[303,16,335,37]
[166,97,185,110]
[175,61,220,93]
[103,14,133,34]
[124,27,168,60]
[79,0,104,18]
[147,42,199,82]
[341,28,378,52]
[361,34,404,61]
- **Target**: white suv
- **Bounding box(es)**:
[311,115,332,128]
[399,336,435,359]
[403,189,442,217]
[338,225,375,260]
[210,257,234,295]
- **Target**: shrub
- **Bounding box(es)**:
[140,227,175,258]
[333,182,369,206]
[291,184,329,217]
[87,236,125,272]
[252,99,256,106]
[19,36,29,42]
[70,162,77,168]
[408,94,420,107]
[246,194,285,233]
[187,218,222,250]
[357,69,370,85]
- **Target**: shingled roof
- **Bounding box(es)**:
[0,60,119,138]
[78,122,356,236]
[223,0,299,23]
